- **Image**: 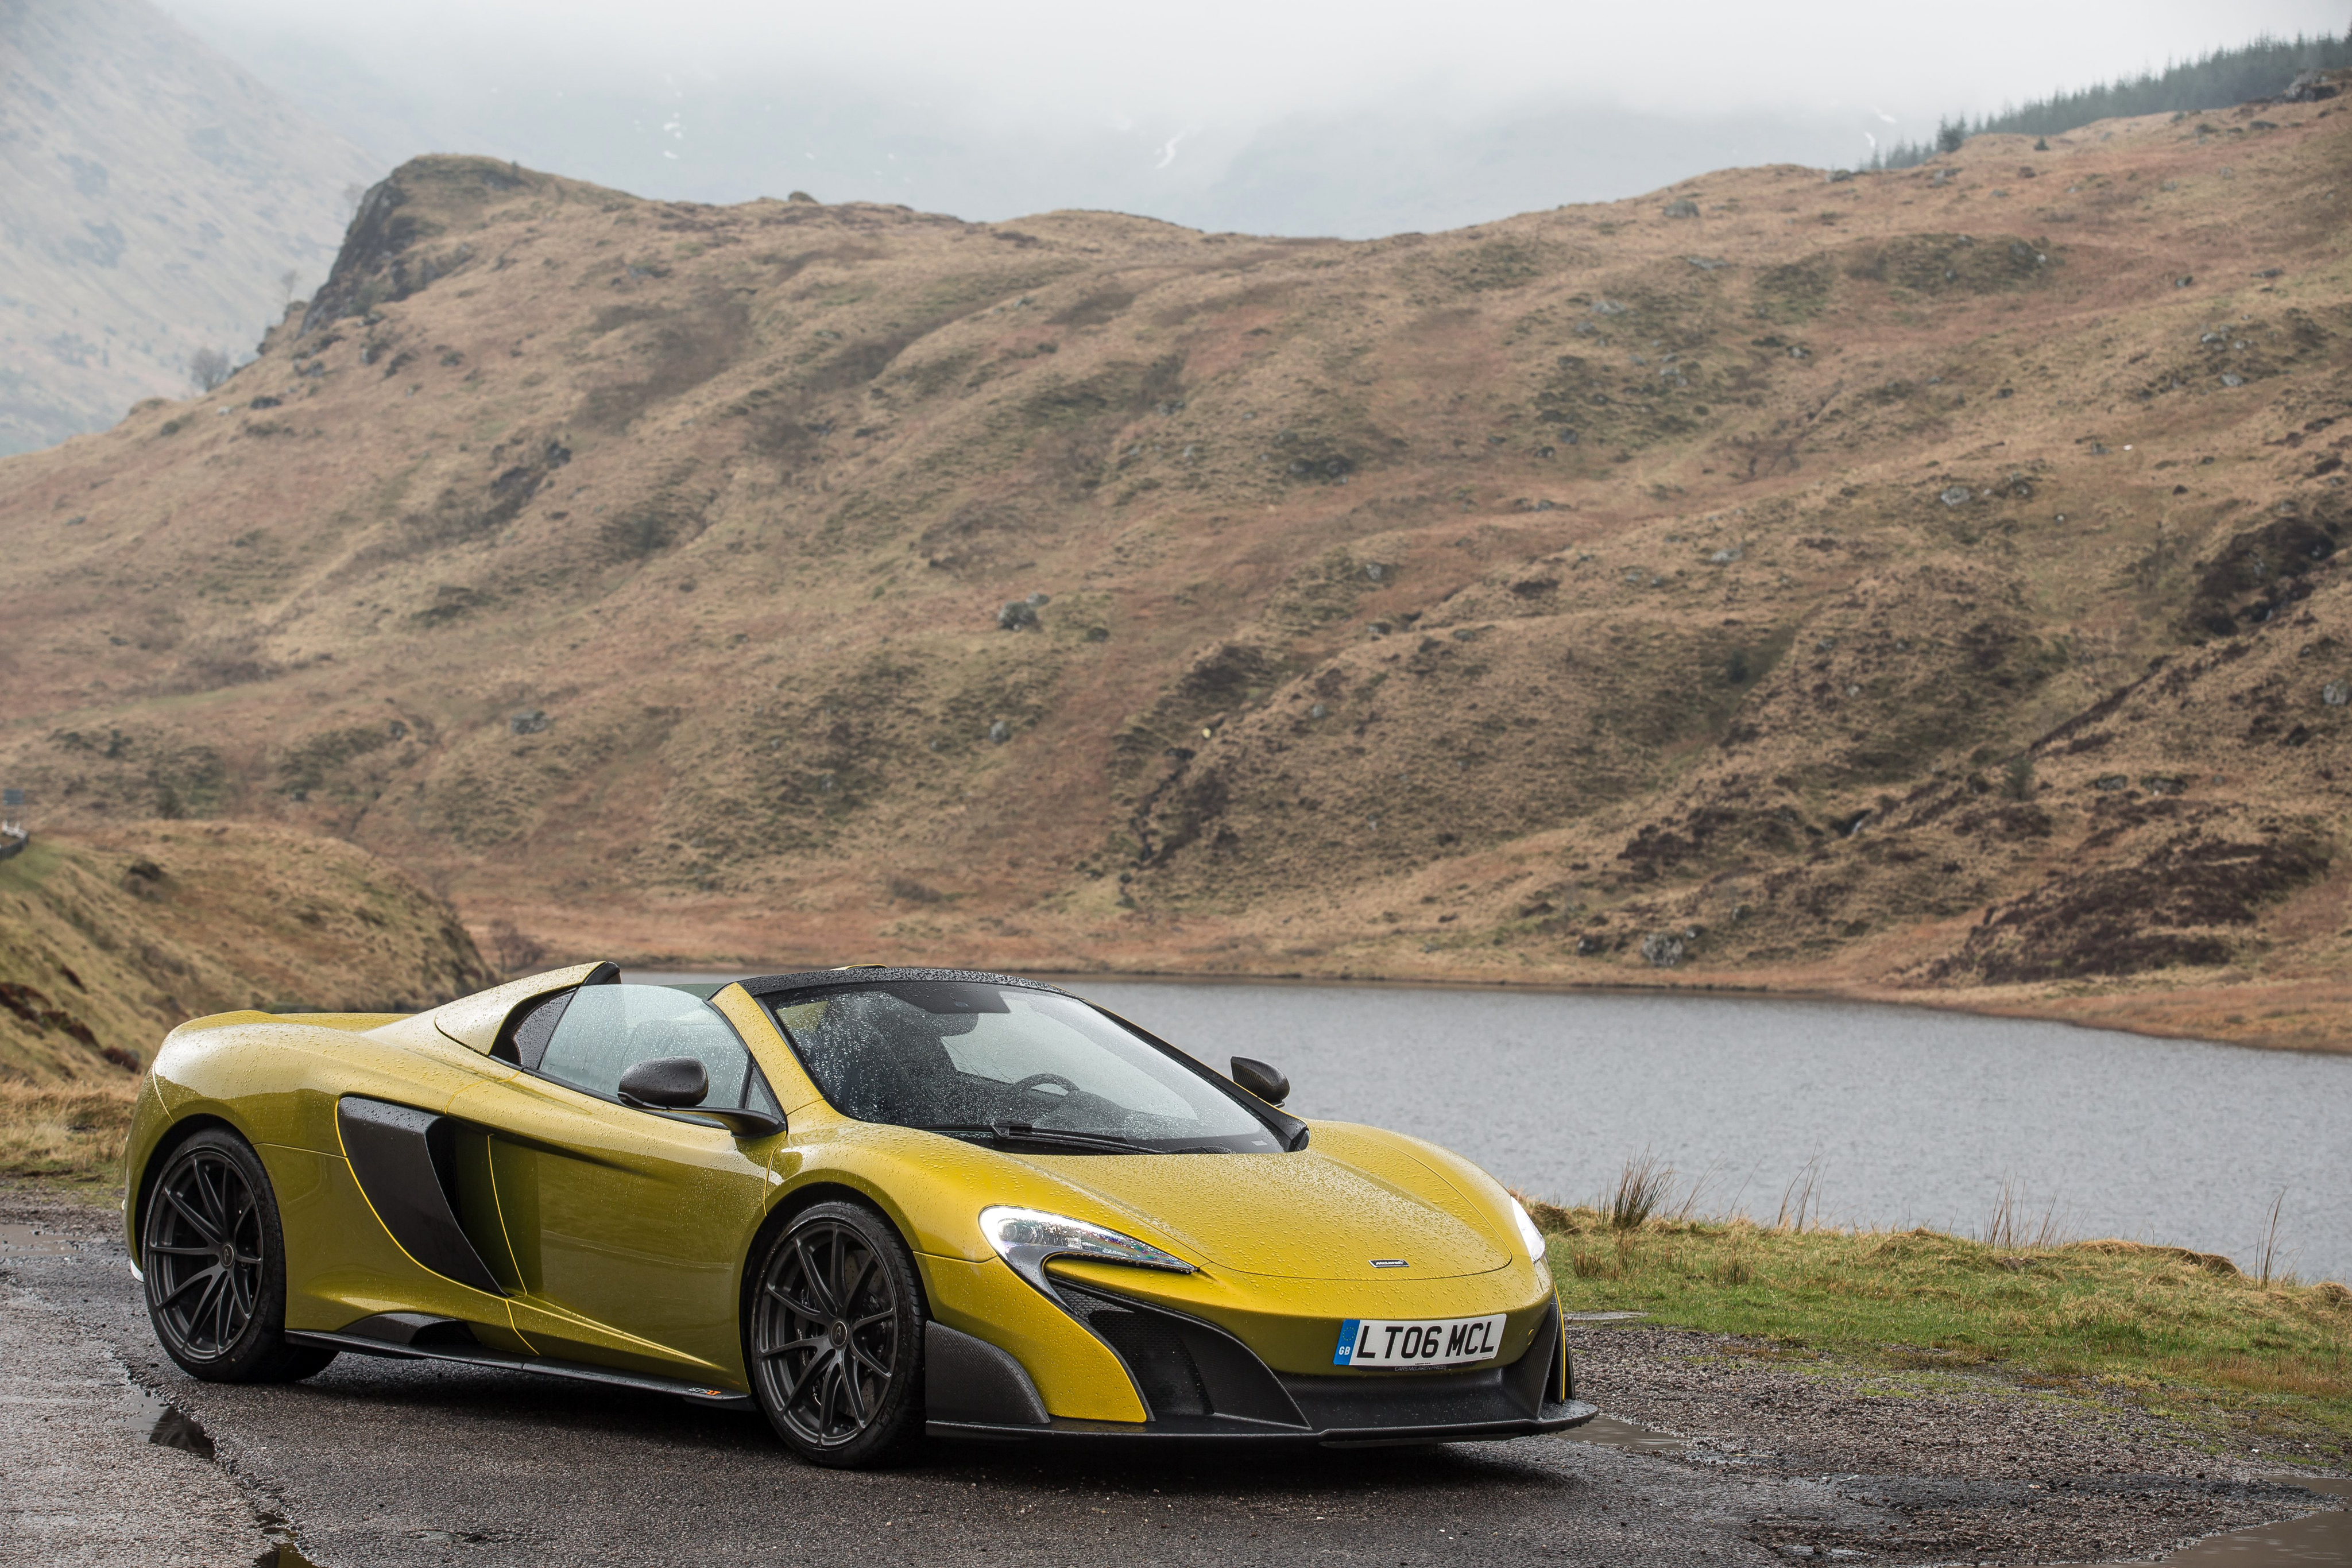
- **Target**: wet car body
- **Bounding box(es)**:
[122,963,1594,1465]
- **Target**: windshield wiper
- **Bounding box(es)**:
[920,1121,1221,1155]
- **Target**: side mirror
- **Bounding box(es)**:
[618,1056,709,1109]
[1231,1056,1289,1107]
[617,1056,786,1138]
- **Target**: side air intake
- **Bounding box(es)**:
[336,1097,508,1297]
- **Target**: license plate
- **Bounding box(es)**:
[1332,1313,1506,1368]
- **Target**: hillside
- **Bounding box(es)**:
[0,0,380,454]
[0,88,2346,1049]
[0,824,494,1083]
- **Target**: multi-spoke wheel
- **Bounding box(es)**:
[747,1200,926,1467]
[141,1128,335,1383]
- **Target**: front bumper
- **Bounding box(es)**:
[925,1288,1591,1446]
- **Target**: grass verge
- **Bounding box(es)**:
[0,1082,134,1195]
[1527,1198,2352,1461]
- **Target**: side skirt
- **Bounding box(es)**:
[283,1327,754,1410]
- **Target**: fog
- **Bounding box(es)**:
[162,0,2343,235]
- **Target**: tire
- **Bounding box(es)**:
[141,1127,337,1384]
[746,1199,927,1468]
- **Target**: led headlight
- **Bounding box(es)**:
[979,1205,1195,1298]
[1510,1196,1548,1263]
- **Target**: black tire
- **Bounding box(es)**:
[141,1127,337,1384]
[746,1199,927,1468]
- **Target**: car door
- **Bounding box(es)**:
[447,984,783,1383]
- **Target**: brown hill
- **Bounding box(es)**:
[0,823,493,1084]
[0,0,380,454]
[1,94,2347,1050]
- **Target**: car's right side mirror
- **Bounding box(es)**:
[1231,1056,1290,1106]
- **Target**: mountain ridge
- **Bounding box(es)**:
[2,90,2346,1051]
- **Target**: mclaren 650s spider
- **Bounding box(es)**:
[123,964,1595,1466]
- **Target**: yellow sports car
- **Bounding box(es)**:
[123,965,1592,1466]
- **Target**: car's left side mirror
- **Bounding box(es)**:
[618,1056,709,1108]
[1231,1056,1289,1106]
[617,1056,787,1138]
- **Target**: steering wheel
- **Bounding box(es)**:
[1011,1072,1080,1098]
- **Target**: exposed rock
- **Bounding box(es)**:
[997,599,1039,630]
[1662,199,1700,219]
[2324,681,2349,707]
[509,710,547,735]
[1639,931,1685,967]
[1939,486,1972,507]
[987,720,1011,745]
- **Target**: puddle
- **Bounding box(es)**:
[0,1222,75,1256]
[2107,1477,2351,1567]
[1564,1412,1688,1455]
[255,1508,326,1567]
[120,1380,215,1459]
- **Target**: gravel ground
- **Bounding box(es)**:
[1574,1326,2345,1563]
[2,1180,2341,1567]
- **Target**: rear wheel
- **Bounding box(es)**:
[747,1200,926,1468]
[141,1128,336,1383]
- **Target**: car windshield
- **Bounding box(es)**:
[767,982,1282,1153]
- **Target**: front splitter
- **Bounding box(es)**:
[929,1397,1598,1446]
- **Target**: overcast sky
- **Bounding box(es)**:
[161,0,2349,233]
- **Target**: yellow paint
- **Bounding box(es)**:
[126,967,1560,1417]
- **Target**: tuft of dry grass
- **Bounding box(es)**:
[0,1082,135,1186]
[1980,1177,2066,1251]
[1604,1152,1675,1230]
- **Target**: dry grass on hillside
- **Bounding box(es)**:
[0,87,2347,1046]
[0,823,493,1085]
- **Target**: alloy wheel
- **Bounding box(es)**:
[145,1147,265,1361]
[751,1216,906,1451]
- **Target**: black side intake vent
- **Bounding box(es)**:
[336,1097,507,1296]
[1058,1285,1209,1416]
[1055,1283,1305,1427]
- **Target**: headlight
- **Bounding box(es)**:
[979,1205,1196,1297]
[1510,1196,1548,1264]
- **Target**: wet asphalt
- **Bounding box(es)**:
[2,1189,2343,1568]
[0,1195,1883,1567]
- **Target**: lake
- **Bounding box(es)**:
[637,973,2352,1284]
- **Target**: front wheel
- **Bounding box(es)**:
[746,1200,926,1468]
[141,1127,336,1383]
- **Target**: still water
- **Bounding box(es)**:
[1059,981,2352,1286]
[639,973,2352,1284]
